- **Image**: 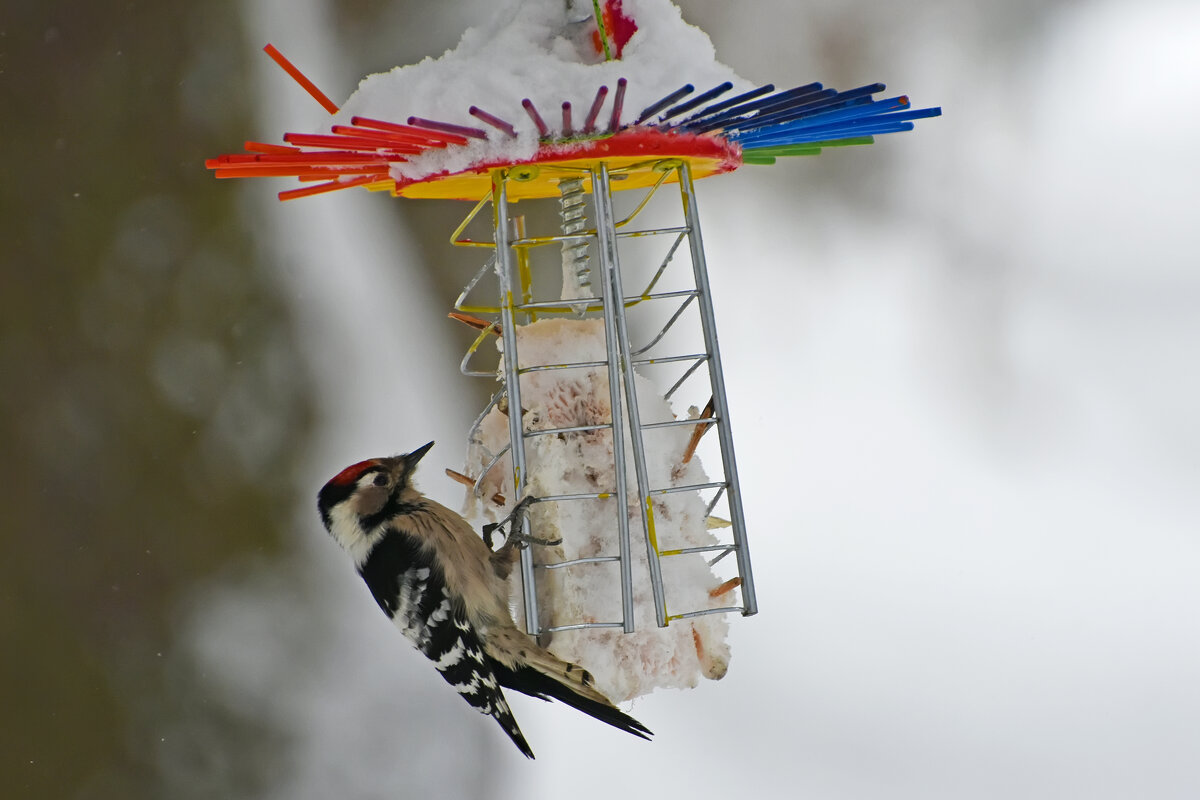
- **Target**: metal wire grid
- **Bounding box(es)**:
[452,158,757,633]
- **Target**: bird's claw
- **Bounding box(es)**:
[483,495,558,549]
[504,494,537,528]
[506,529,563,549]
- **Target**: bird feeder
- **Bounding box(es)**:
[208,0,940,699]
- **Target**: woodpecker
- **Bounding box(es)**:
[316,441,652,758]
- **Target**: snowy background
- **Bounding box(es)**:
[5,0,1198,798]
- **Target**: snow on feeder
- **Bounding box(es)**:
[208,0,940,700]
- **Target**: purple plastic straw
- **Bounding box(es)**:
[561,101,573,137]
[583,85,609,133]
[608,77,628,132]
[407,116,488,140]
[469,106,518,138]
[521,98,550,138]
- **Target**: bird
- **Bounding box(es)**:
[316,440,652,758]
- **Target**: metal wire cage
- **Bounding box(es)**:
[450,158,757,635]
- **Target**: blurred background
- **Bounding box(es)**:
[3,0,1198,798]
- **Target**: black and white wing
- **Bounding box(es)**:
[357,529,535,758]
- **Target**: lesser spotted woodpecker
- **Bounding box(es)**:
[316,441,652,758]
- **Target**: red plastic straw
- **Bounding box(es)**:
[331,125,436,148]
[282,132,423,154]
[348,116,467,146]
[263,44,339,115]
[214,152,398,165]
[244,141,301,154]
[215,165,394,179]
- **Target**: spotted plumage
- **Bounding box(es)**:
[316,441,652,758]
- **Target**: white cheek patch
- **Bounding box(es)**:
[327,504,377,565]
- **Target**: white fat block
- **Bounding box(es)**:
[464,318,733,702]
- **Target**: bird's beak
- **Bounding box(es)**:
[406,441,435,467]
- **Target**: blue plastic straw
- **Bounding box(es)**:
[728,94,874,135]
[736,120,904,147]
[737,104,942,142]
[738,121,916,148]
[761,95,910,131]
[655,81,733,126]
[688,83,827,133]
[676,84,774,128]
[634,84,694,125]
[734,106,940,148]
[719,83,889,136]
[748,83,841,118]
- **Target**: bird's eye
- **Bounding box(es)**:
[372,473,388,487]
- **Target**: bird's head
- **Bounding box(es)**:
[317,441,434,561]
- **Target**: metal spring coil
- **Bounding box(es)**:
[558,177,592,305]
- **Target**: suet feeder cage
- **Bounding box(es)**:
[208,0,940,698]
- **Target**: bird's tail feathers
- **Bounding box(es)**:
[492,700,536,759]
[490,643,653,741]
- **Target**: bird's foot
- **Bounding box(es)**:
[482,496,560,549]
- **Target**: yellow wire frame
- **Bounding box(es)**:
[615,167,673,229]
[448,193,495,249]
[448,195,539,314]
[513,216,536,320]
[449,159,673,248]
[460,323,501,373]
[452,159,685,315]
[642,497,667,620]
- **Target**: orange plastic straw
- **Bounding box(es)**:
[279,174,379,201]
[263,43,340,115]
